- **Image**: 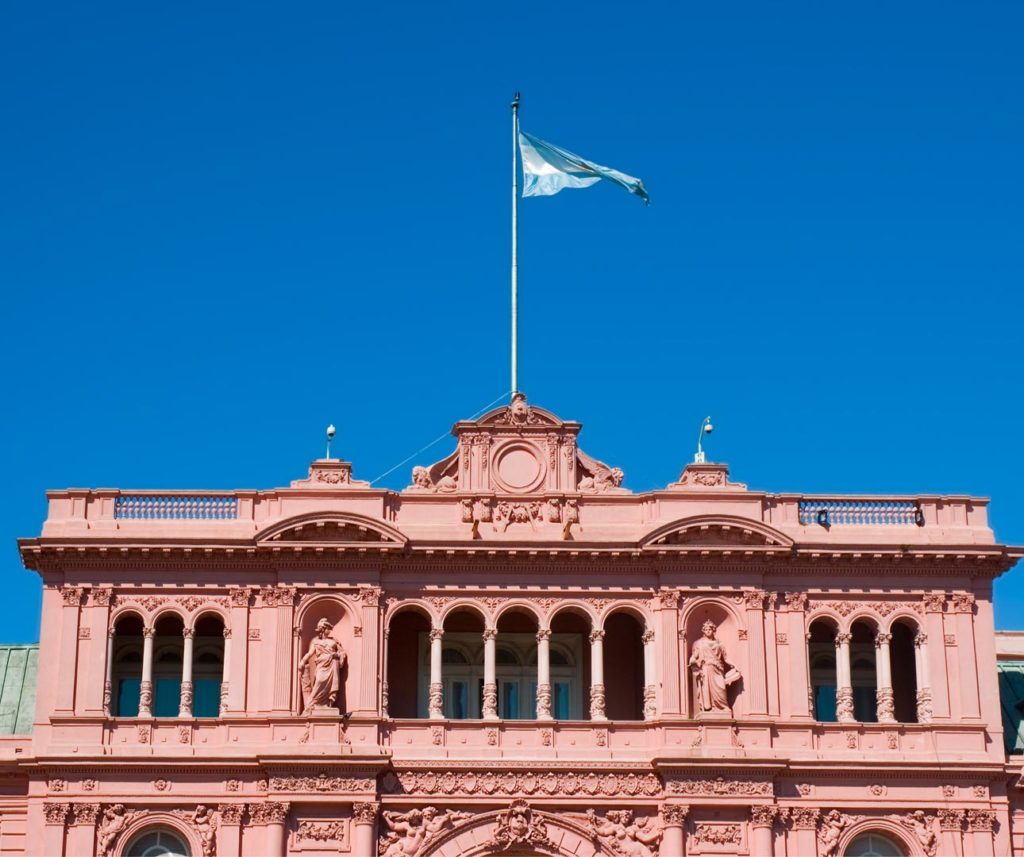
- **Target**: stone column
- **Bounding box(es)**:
[953,594,981,718]
[68,803,100,856]
[938,809,965,857]
[226,587,251,714]
[381,628,390,717]
[536,629,552,720]
[789,808,819,856]
[874,632,895,723]
[358,587,382,714]
[428,628,444,719]
[742,590,769,715]
[660,804,688,857]
[179,627,195,718]
[482,628,498,720]
[642,628,657,719]
[220,628,232,715]
[264,802,289,856]
[55,588,82,713]
[139,625,155,718]
[352,801,379,857]
[966,809,996,857]
[84,589,112,714]
[217,803,245,856]
[589,630,607,721]
[103,632,114,716]
[835,632,854,723]
[42,802,69,856]
[749,806,777,857]
[914,631,933,723]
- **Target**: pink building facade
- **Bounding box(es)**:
[6,394,1024,856]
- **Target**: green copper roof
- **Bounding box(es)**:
[997,660,1024,756]
[0,645,37,735]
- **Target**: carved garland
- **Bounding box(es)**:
[381,769,663,798]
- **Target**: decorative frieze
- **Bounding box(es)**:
[665,777,772,797]
[269,774,375,793]
[381,769,663,798]
[379,807,469,855]
[692,823,741,846]
[297,820,346,842]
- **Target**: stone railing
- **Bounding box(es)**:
[114,494,239,520]
[797,499,923,527]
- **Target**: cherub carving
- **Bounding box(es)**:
[587,808,663,857]
[817,810,852,857]
[97,804,143,857]
[379,806,471,856]
[894,810,937,857]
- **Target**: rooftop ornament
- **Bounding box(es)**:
[694,416,714,464]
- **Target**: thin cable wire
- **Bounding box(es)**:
[368,391,513,486]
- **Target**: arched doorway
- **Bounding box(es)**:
[386,606,431,718]
[603,611,644,721]
[850,619,878,723]
[110,613,144,717]
[808,618,838,721]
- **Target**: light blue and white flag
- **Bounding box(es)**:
[518,130,649,205]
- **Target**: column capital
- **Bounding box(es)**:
[874,632,892,647]
[914,631,928,647]
[183,627,194,639]
[589,629,605,643]
[835,632,852,646]
[43,802,70,826]
[143,626,155,639]
[482,628,498,642]
[536,629,552,642]
[641,628,655,644]
[429,628,444,642]
[352,801,380,824]
[661,804,689,825]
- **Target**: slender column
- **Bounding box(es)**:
[660,804,688,857]
[358,588,382,714]
[139,626,155,718]
[642,628,657,719]
[179,627,194,718]
[589,630,607,721]
[874,632,895,723]
[55,589,82,713]
[750,806,777,857]
[966,809,996,857]
[220,629,231,715]
[482,628,498,720]
[352,802,379,857]
[742,590,769,715]
[103,632,114,716]
[914,631,933,723]
[954,594,981,718]
[41,802,70,856]
[536,629,552,720]
[381,628,390,717]
[428,629,444,719]
[264,802,289,856]
[835,632,854,723]
[217,804,245,856]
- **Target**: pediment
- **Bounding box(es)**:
[403,394,628,496]
[255,513,407,546]
[642,515,793,548]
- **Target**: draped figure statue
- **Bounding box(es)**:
[688,620,740,713]
[299,618,345,713]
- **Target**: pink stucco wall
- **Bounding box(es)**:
[6,395,1023,857]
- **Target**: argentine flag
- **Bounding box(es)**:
[518,130,649,205]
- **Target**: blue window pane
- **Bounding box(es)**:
[854,686,877,722]
[117,678,140,717]
[154,678,181,717]
[193,679,221,718]
[554,682,570,720]
[501,682,519,719]
[450,682,468,719]
[813,684,836,722]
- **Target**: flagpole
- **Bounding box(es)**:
[511,91,520,396]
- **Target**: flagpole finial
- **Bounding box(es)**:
[512,91,520,110]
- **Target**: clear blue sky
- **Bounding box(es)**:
[2,2,1021,642]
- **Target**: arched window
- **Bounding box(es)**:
[850,620,878,723]
[192,614,225,718]
[603,612,644,721]
[386,608,431,718]
[152,615,184,718]
[124,828,191,857]
[844,831,905,856]
[890,620,918,723]
[808,619,838,721]
[111,614,144,717]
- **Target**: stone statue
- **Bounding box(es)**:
[587,808,663,857]
[895,810,937,857]
[97,804,142,857]
[817,810,851,857]
[408,465,457,493]
[192,805,217,857]
[299,618,345,714]
[689,621,740,713]
[409,466,433,491]
[379,806,471,856]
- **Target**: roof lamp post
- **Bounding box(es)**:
[326,424,336,460]
[694,416,713,464]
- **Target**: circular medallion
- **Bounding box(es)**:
[493,443,545,493]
